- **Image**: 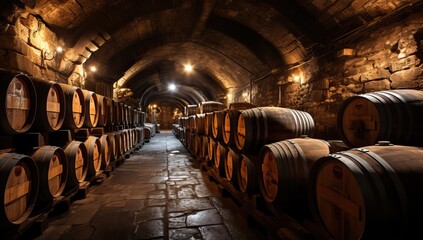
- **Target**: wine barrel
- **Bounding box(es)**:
[184,104,198,116]
[99,134,111,169]
[337,89,423,147]
[235,107,315,153]
[222,110,241,146]
[0,153,39,226]
[84,136,102,178]
[193,134,201,156]
[214,142,228,177]
[238,154,258,194]
[188,115,196,132]
[212,110,225,141]
[259,138,330,215]
[204,113,213,137]
[31,78,65,132]
[140,112,146,126]
[107,132,118,161]
[225,148,242,187]
[208,137,217,163]
[199,101,225,114]
[229,102,256,110]
[64,141,88,188]
[194,114,206,135]
[144,127,152,142]
[97,95,108,127]
[136,127,144,145]
[32,146,67,203]
[113,101,121,125]
[114,131,123,157]
[0,71,37,134]
[60,84,85,129]
[122,104,128,125]
[200,136,209,160]
[82,90,99,128]
[309,144,423,240]
[107,98,114,126]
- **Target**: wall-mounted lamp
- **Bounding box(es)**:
[184,64,193,73]
[89,65,97,72]
[293,75,301,82]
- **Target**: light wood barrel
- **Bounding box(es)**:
[0,71,37,134]
[97,95,108,127]
[82,90,99,128]
[136,127,144,145]
[32,146,68,202]
[337,89,423,147]
[204,113,213,137]
[60,84,85,129]
[259,138,330,215]
[309,144,423,240]
[107,132,118,160]
[64,141,88,187]
[199,101,225,114]
[236,107,315,153]
[214,142,228,177]
[31,78,65,132]
[99,134,111,169]
[208,137,217,163]
[238,154,258,194]
[84,136,102,177]
[212,110,225,141]
[225,148,242,186]
[122,104,129,125]
[0,153,39,226]
[184,104,198,116]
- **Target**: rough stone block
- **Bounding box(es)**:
[0,35,30,55]
[389,55,420,72]
[390,67,423,88]
[360,68,390,82]
[27,15,57,51]
[364,79,391,92]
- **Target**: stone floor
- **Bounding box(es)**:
[35,130,265,240]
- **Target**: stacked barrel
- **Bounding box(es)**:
[0,69,146,231]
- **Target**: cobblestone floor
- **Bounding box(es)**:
[35,130,265,240]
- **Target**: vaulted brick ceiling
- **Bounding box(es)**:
[3,0,420,108]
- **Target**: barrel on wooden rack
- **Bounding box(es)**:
[193,134,201,157]
[309,144,423,240]
[64,141,88,189]
[84,136,102,178]
[32,146,68,204]
[208,137,217,163]
[114,131,123,158]
[82,90,99,128]
[113,101,121,125]
[235,107,315,153]
[337,89,423,147]
[144,127,152,142]
[0,153,39,227]
[195,114,206,135]
[204,113,213,137]
[0,70,37,134]
[225,148,242,188]
[238,154,258,194]
[97,95,108,127]
[31,78,65,132]
[200,136,209,161]
[122,104,128,125]
[214,142,228,177]
[99,134,111,169]
[259,138,330,216]
[188,115,196,132]
[222,110,241,146]
[212,110,226,141]
[199,101,225,114]
[107,132,118,161]
[60,84,85,129]
[184,104,198,116]
[107,98,114,126]
[229,102,256,110]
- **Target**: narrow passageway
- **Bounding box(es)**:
[36,131,263,240]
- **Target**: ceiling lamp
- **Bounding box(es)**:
[168,83,176,91]
[184,64,193,72]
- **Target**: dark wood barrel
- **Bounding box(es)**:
[195,114,206,135]
[184,104,198,116]
[199,101,225,114]
[113,101,121,125]
[99,134,111,169]
[97,95,108,127]
[114,131,123,157]
[107,98,114,126]
[60,84,85,129]
[214,142,228,177]
[337,89,423,147]
[0,71,37,134]
[208,137,217,163]
[0,153,39,226]
[229,102,256,110]
[32,146,68,203]
[136,127,144,145]
[144,127,152,142]
[122,104,128,125]
[84,136,102,178]
[107,132,118,161]
[200,136,209,160]
[259,138,330,215]
[188,115,196,132]
[31,78,65,132]
[82,90,99,128]
[238,154,259,194]
[225,148,242,187]
[133,109,139,126]
[140,112,146,126]
[204,113,213,137]
[212,110,225,141]
[64,141,88,188]
[235,107,315,153]
[119,130,128,152]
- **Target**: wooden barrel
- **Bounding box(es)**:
[0,71,37,134]
[0,153,39,226]
[99,134,111,169]
[195,114,206,135]
[225,148,242,187]
[235,107,315,153]
[82,90,99,128]
[32,146,67,203]
[107,132,118,160]
[113,101,121,125]
[309,144,423,240]
[193,134,201,156]
[238,154,258,194]
[97,95,108,127]
[199,101,225,114]
[107,98,114,126]
[184,104,198,116]
[64,141,88,187]
[144,127,152,142]
[229,102,256,110]
[84,136,102,178]
[259,138,330,214]
[114,131,123,157]
[140,112,146,126]
[136,127,144,145]
[204,113,213,137]
[31,78,65,132]
[214,142,228,177]
[120,130,128,152]
[60,84,85,129]
[200,136,209,160]
[222,110,241,146]
[208,137,217,163]
[337,89,423,147]
[212,110,225,141]
[122,104,128,125]
[188,115,196,132]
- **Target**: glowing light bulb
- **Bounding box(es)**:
[168,83,176,91]
[184,64,193,72]
[90,66,97,72]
